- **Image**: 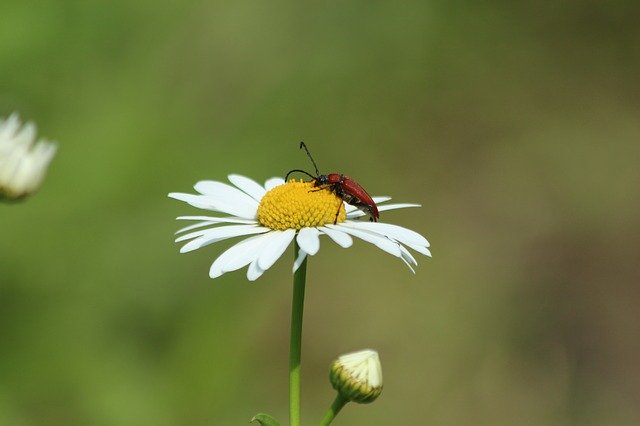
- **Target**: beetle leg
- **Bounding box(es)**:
[330,184,343,224]
[333,203,341,224]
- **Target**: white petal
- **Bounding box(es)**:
[175,221,218,234]
[193,180,250,199]
[179,225,270,253]
[175,228,215,243]
[296,227,320,256]
[293,248,307,273]
[0,113,21,139]
[170,191,254,218]
[177,215,256,224]
[175,224,264,243]
[175,216,257,234]
[343,202,358,214]
[336,349,383,387]
[372,196,392,204]
[193,180,259,219]
[329,224,402,258]
[346,203,421,219]
[406,243,432,257]
[264,177,285,191]
[378,203,421,211]
[344,222,429,248]
[168,192,217,210]
[15,122,36,145]
[228,174,266,201]
[257,229,296,270]
[399,244,418,266]
[399,255,416,273]
[247,258,266,281]
[319,226,353,248]
[222,246,262,273]
[209,233,273,278]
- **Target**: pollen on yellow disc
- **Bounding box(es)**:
[257,180,346,230]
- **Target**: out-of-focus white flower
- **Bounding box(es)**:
[329,349,383,403]
[0,113,57,200]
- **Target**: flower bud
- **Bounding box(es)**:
[0,113,57,201]
[329,349,383,404]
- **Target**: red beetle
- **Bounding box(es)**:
[285,142,379,223]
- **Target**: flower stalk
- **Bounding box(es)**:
[289,242,307,426]
[318,394,348,426]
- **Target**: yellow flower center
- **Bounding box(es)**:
[257,180,346,230]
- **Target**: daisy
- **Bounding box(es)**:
[0,113,57,201]
[169,174,431,280]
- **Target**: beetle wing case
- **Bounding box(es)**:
[339,177,379,221]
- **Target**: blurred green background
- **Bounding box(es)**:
[2,0,639,424]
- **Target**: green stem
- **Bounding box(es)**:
[290,243,307,426]
[318,394,349,426]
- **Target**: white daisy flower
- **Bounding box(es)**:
[0,113,57,201]
[169,174,431,281]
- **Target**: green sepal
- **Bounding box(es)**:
[250,413,281,426]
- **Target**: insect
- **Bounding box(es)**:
[285,142,379,223]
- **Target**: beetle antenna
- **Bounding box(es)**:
[299,141,320,176]
[285,169,317,182]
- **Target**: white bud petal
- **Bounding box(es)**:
[329,349,383,404]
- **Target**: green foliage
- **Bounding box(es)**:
[251,413,281,426]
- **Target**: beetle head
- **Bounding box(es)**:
[315,175,329,185]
